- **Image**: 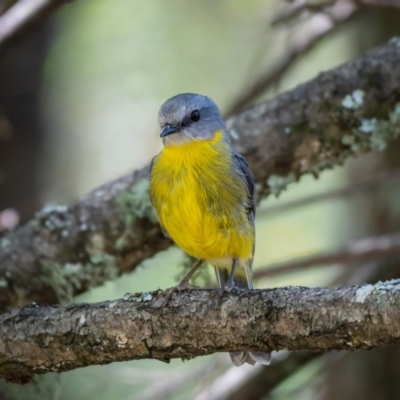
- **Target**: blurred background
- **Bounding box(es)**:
[1,0,400,399]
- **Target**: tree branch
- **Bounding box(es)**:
[258,168,400,215]
[228,0,400,114]
[227,0,358,114]
[1,40,400,311]
[271,0,338,27]
[1,280,399,384]
[198,352,320,400]
[271,0,400,27]
[0,0,67,52]
[254,232,400,279]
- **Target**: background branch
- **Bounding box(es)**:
[227,0,357,114]
[271,0,400,28]
[0,0,67,51]
[271,1,338,26]
[195,352,320,400]
[1,280,400,384]
[228,0,400,114]
[254,232,400,279]
[258,169,400,215]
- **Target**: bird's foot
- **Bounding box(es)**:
[161,279,199,307]
[209,279,236,307]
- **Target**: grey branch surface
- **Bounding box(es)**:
[1,40,400,311]
[1,280,400,384]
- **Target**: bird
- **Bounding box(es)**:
[149,93,271,367]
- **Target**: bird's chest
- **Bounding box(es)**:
[151,140,234,225]
[150,138,249,257]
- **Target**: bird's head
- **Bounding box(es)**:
[158,93,226,146]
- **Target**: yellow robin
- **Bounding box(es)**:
[149,93,270,366]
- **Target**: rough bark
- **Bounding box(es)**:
[1,280,400,384]
[1,40,400,311]
[0,166,171,310]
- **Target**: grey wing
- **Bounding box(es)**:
[232,150,256,217]
[232,149,256,274]
[149,156,170,239]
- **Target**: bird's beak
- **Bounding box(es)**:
[160,125,180,137]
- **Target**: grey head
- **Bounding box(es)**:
[158,93,227,146]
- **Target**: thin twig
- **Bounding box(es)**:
[258,169,400,215]
[254,232,400,280]
[272,0,400,26]
[271,0,338,26]
[227,0,400,114]
[356,0,400,7]
[226,1,357,114]
[0,0,18,17]
[127,358,225,400]
[0,0,66,51]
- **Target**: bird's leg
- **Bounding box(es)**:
[211,258,238,306]
[161,259,205,306]
[224,258,238,292]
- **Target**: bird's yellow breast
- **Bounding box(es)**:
[150,131,254,264]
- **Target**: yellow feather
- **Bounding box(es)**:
[150,131,254,277]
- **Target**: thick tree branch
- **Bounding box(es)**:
[226,39,400,198]
[0,280,399,384]
[0,167,171,311]
[1,40,400,311]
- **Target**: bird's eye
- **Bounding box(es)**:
[190,110,200,122]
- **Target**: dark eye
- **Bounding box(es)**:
[190,110,200,122]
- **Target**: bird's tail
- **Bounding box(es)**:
[215,267,271,367]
